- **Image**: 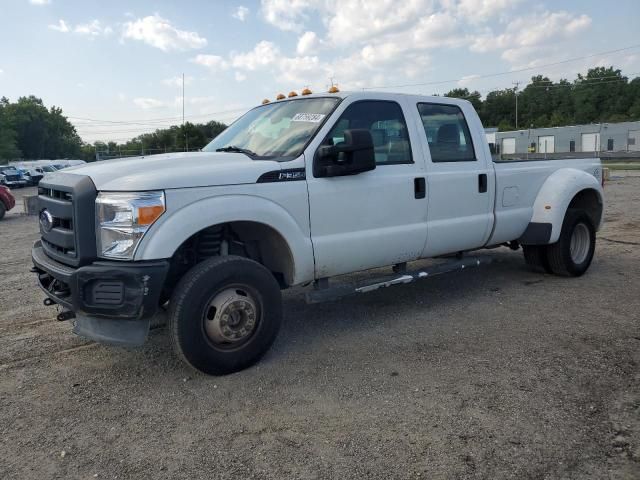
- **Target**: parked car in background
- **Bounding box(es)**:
[0,166,27,188]
[0,185,15,220]
[40,165,58,175]
[18,167,44,186]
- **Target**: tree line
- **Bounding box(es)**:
[93,121,227,160]
[446,67,640,131]
[0,96,83,161]
[1,66,639,162]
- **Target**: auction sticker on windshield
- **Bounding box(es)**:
[291,113,326,123]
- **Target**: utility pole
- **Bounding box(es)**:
[512,81,521,129]
[182,73,187,152]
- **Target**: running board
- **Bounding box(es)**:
[305,256,491,304]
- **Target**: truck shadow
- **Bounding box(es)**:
[140,248,559,372]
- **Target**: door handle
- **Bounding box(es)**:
[414,177,426,199]
[478,174,487,193]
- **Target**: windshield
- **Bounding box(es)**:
[42,165,57,172]
[203,97,340,160]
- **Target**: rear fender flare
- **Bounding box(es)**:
[525,168,603,244]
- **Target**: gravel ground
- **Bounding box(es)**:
[0,178,638,480]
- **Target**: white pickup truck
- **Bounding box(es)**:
[32,90,604,375]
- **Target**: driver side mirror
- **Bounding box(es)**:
[314,129,376,178]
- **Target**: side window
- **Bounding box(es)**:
[417,103,477,162]
[323,101,412,165]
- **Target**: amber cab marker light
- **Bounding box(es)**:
[276,93,286,100]
[288,91,298,98]
[328,85,339,93]
[262,99,270,104]
[301,88,312,95]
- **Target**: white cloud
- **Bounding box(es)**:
[232,6,250,21]
[48,19,70,33]
[29,0,51,5]
[455,0,522,23]
[192,2,594,94]
[133,97,166,109]
[0,69,4,75]
[457,74,481,87]
[122,14,207,52]
[191,54,229,71]
[296,31,319,55]
[49,19,112,36]
[470,10,592,66]
[231,40,279,70]
[162,75,194,87]
[325,0,433,45]
[261,0,313,32]
[74,20,112,36]
[235,71,247,82]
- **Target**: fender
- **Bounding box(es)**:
[521,168,604,245]
[134,193,315,285]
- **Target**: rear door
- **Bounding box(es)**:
[413,101,495,257]
[305,96,428,278]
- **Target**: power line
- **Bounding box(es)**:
[67,107,249,125]
[76,43,640,142]
[71,43,640,128]
[361,43,640,90]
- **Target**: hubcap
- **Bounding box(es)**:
[204,287,258,346]
[570,223,590,264]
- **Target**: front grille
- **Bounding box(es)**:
[5,175,20,182]
[38,174,97,267]
[39,186,76,259]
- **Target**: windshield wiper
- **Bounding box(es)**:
[215,145,257,157]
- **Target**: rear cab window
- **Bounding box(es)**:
[417,103,477,162]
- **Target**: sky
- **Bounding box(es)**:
[0,0,639,143]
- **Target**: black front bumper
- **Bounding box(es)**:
[32,241,169,345]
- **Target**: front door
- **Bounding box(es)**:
[306,98,428,278]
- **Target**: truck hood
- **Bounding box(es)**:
[57,151,284,191]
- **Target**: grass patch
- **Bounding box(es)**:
[605,163,640,170]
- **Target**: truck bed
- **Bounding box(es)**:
[488,157,602,245]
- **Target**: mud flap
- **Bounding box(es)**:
[72,315,150,347]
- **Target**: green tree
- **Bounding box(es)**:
[0,97,21,160]
[1,96,83,159]
[444,88,482,112]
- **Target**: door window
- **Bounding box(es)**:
[322,101,412,165]
[417,103,477,162]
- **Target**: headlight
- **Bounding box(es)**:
[96,191,165,260]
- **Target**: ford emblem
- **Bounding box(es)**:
[40,209,54,233]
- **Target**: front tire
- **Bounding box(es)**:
[546,209,596,277]
[169,255,282,375]
[0,202,5,220]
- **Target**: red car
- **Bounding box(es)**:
[0,185,15,220]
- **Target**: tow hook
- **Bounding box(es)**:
[57,310,76,322]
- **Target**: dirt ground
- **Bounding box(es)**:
[0,176,638,480]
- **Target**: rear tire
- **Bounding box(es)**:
[0,202,5,220]
[523,245,552,273]
[169,255,282,375]
[546,209,596,277]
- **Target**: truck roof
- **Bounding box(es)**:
[262,91,472,107]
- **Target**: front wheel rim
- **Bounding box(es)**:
[203,285,260,349]
[570,223,591,264]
